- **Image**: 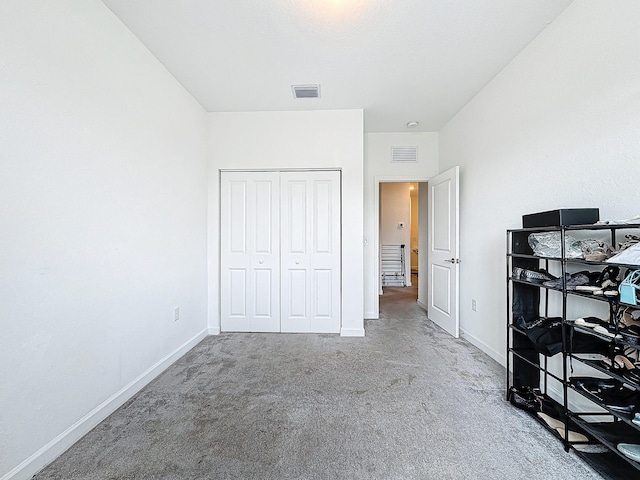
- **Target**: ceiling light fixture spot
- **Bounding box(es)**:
[406,121,419,128]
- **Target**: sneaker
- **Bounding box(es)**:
[512,266,524,279]
[521,268,557,284]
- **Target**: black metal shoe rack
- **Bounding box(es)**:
[507,223,640,480]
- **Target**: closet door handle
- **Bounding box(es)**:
[445,258,455,263]
[295,260,300,264]
[258,260,264,264]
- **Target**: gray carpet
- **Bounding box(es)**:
[35,284,602,479]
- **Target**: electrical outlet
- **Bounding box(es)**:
[472,299,477,312]
[174,307,180,322]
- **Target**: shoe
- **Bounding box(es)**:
[633,413,640,427]
[612,354,640,384]
[601,386,640,412]
[620,325,640,346]
[619,307,640,328]
[574,317,600,328]
[582,239,615,261]
[597,266,620,287]
[573,317,623,339]
[512,266,524,279]
[521,268,557,284]
[556,427,589,443]
[617,443,640,462]
[624,345,640,362]
[574,267,620,296]
[571,377,622,397]
[598,356,625,371]
[509,386,543,413]
[537,412,564,429]
[593,325,622,339]
[570,376,640,412]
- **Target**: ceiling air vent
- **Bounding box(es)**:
[292,84,321,99]
[391,146,418,163]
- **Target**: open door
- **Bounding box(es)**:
[427,166,460,338]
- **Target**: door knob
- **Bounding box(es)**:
[295,260,300,264]
[258,260,263,264]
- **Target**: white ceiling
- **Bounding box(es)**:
[102,0,573,133]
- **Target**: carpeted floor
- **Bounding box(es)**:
[34,283,602,479]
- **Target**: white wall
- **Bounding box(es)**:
[380,183,412,246]
[410,188,419,272]
[364,133,438,318]
[0,2,208,479]
[207,110,364,336]
[439,0,640,364]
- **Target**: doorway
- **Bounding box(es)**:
[376,179,429,310]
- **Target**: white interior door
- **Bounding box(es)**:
[220,171,280,332]
[280,171,341,333]
[427,166,460,338]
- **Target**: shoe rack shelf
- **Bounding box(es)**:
[507,223,640,480]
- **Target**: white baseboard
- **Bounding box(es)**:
[208,325,220,335]
[3,328,209,480]
[340,327,365,337]
[364,311,378,319]
[460,328,506,367]
[417,299,427,312]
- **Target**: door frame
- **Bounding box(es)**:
[373,175,430,319]
[218,168,343,334]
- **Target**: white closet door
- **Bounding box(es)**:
[280,171,341,333]
[220,171,280,332]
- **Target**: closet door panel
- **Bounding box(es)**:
[310,175,341,332]
[251,177,280,331]
[221,171,280,332]
[221,178,250,331]
[281,171,340,333]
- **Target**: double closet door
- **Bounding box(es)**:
[220,170,341,333]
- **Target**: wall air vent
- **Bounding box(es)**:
[292,84,321,99]
[391,146,418,163]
